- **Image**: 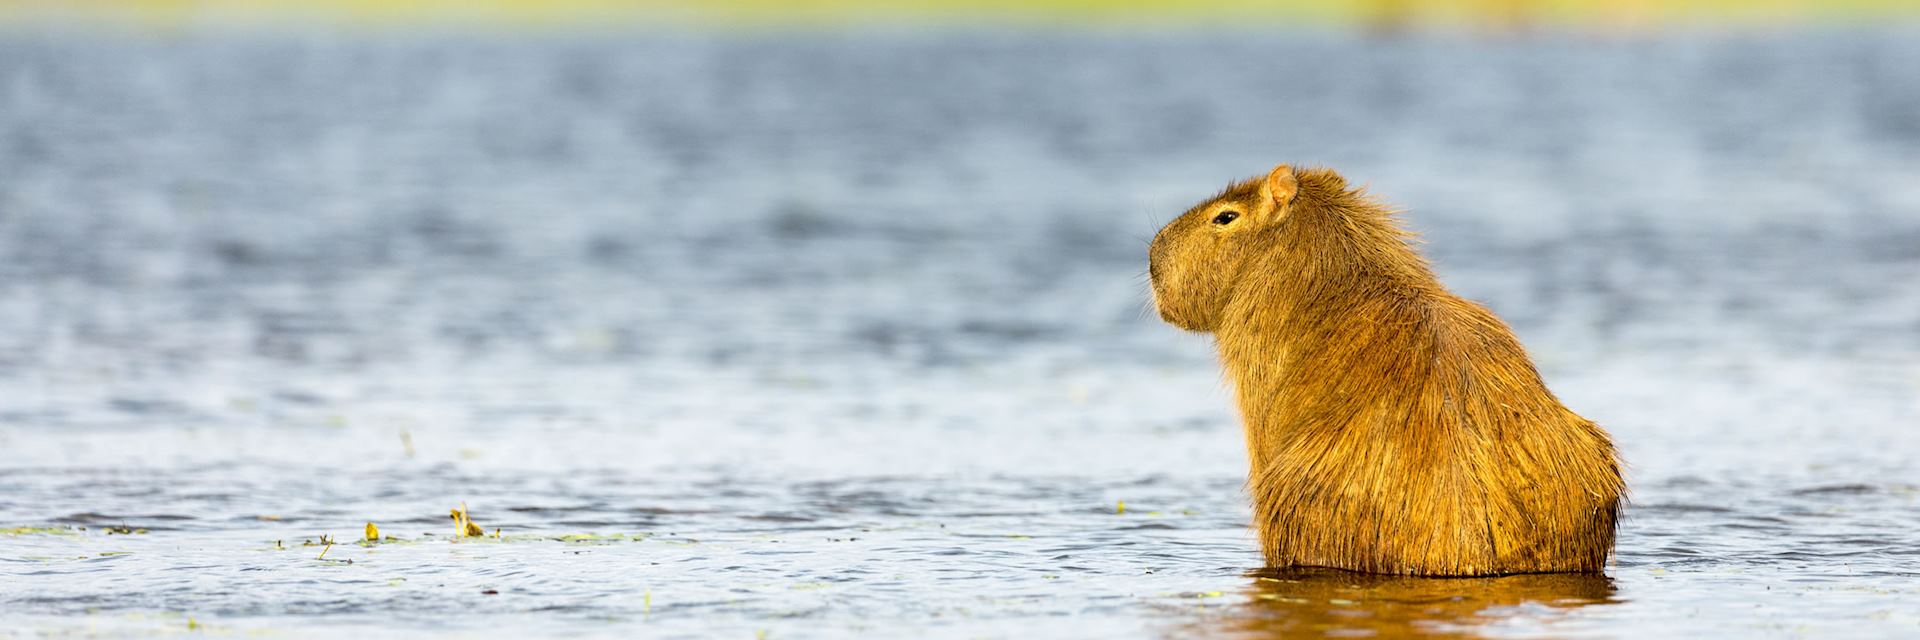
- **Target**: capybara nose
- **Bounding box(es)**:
[1149,262,1161,282]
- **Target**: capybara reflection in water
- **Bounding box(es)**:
[1149,164,1623,576]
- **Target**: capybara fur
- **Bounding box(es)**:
[1148,164,1623,576]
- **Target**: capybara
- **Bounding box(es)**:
[1148,164,1623,576]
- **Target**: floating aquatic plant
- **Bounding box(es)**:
[0,526,78,536]
[451,503,486,538]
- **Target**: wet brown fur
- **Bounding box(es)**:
[1148,165,1623,576]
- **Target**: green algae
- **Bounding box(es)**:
[1,526,80,536]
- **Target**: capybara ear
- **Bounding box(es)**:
[1264,164,1298,208]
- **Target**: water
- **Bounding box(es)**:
[2,27,1919,638]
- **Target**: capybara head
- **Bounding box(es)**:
[1149,164,1300,332]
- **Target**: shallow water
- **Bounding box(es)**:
[2,27,1919,638]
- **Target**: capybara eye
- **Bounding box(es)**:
[1212,211,1239,225]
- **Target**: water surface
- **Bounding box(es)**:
[2,28,1918,637]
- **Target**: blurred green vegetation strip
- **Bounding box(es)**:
[2,0,1917,27]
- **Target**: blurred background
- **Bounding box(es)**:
[6,0,1920,27]
[2,1,1918,638]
